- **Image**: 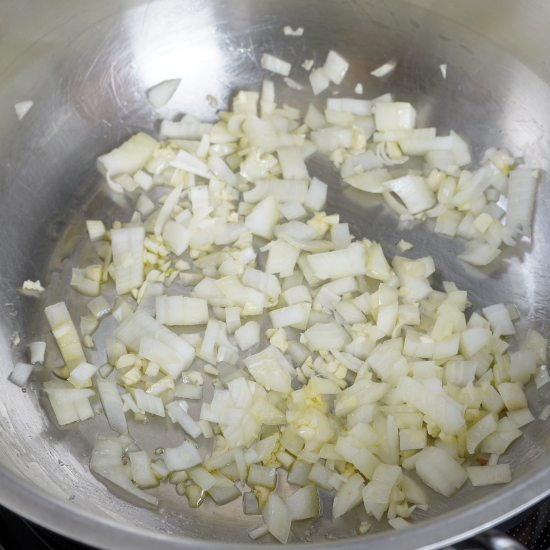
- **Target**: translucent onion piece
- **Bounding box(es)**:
[147,79,181,109]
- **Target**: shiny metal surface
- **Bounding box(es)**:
[0,0,549,548]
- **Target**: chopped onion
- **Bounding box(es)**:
[283,26,304,36]
[466,464,511,486]
[86,220,106,243]
[147,79,181,109]
[261,54,291,76]
[245,195,279,240]
[323,50,349,85]
[309,68,330,95]
[97,379,128,434]
[503,169,538,245]
[45,302,87,370]
[14,100,33,120]
[32,71,550,535]
[248,523,269,540]
[9,362,34,387]
[29,341,46,364]
[97,132,159,178]
[370,60,397,77]
[385,175,436,214]
[375,103,416,132]
[156,296,208,326]
[262,492,292,544]
[416,447,467,497]
[539,405,550,421]
[166,401,201,438]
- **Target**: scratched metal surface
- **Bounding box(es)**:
[0,0,549,549]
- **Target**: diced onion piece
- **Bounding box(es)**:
[466,464,511,486]
[526,329,548,365]
[156,296,208,326]
[333,473,365,518]
[68,361,98,389]
[163,441,202,472]
[235,322,261,351]
[147,79,181,109]
[509,349,536,382]
[400,475,429,506]
[309,68,330,96]
[248,524,269,540]
[459,327,491,357]
[86,220,106,243]
[328,97,372,115]
[305,177,327,211]
[389,518,412,531]
[135,389,165,417]
[345,168,391,193]
[9,362,34,387]
[284,77,304,91]
[44,381,93,424]
[385,176,436,214]
[245,195,279,240]
[301,322,347,352]
[503,169,538,245]
[262,492,292,544]
[416,447,467,497]
[497,383,528,411]
[136,194,155,216]
[129,450,159,489]
[111,227,144,295]
[539,405,550,421]
[261,54,291,76]
[45,302,86,370]
[90,438,158,506]
[174,383,203,400]
[283,26,304,36]
[139,338,184,379]
[507,408,535,428]
[466,413,498,454]
[265,242,300,275]
[14,100,33,120]
[458,240,501,266]
[535,366,550,389]
[286,484,320,520]
[87,296,111,319]
[245,180,308,205]
[482,303,515,336]
[29,341,46,364]
[245,346,292,393]
[370,60,397,77]
[162,221,190,256]
[114,310,195,373]
[45,388,95,405]
[166,401,202,438]
[70,269,100,297]
[269,303,311,330]
[97,132,159,178]
[307,243,366,280]
[22,279,45,292]
[188,466,216,491]
[97,379,128,434]
[398,376,464,435]
[375,102,416,132]
[277,146,309,180]
[323,50,349,85]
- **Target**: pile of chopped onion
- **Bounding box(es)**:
[15,49,549,544]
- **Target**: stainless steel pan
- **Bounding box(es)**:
[0,0,549,548]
